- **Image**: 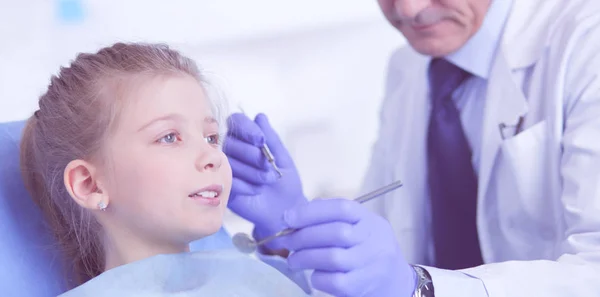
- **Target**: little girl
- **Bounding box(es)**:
[20,42,307,296]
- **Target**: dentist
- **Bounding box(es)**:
[226,0,600,296]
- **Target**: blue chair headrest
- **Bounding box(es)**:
[0,120,233,296]
[0,120,67,296]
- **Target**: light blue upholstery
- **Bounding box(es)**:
[0,120,233,296]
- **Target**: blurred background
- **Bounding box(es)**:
[0,0,406,236]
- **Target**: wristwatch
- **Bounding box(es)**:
[411,265,435,297]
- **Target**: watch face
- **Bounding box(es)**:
[411,265,434,297]
[420,283,435,297]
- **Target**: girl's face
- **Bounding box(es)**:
[100,75,232,249]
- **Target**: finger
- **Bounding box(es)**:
[230,177,261,197]
[253,113,293,167]
[310,269,369,297]
[287,240,373,272]
[288,247,362,272]
[229,157,278,185]
[223,137,269,170]
[227,193,265,224]
[226,113,264,146]
[283,221,366,251]
[284,198,367,229]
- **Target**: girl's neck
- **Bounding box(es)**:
[102,227,190,271]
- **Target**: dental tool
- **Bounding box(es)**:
[260,143,283,178]
[232,180,404,254]
[238,106,283,178]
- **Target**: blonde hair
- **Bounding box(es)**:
[19,42,217,286]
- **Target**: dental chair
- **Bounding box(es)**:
[0,120,233,296]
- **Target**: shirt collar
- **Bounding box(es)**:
[445,0,514,79]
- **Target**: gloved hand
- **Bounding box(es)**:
[225,113,307,250]
[281,198,417,297]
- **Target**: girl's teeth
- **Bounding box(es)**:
[197,191,217,198]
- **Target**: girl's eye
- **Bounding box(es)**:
[158,132,181,144]
[205,134,220,145]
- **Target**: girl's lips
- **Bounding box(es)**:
[188,184,223,198]
[189,184,223,207]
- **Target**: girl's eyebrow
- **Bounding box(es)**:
[138,114,217,132]
[137,113,185,132]
[204,116,217,124]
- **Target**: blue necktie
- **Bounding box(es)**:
[427,58,484,269]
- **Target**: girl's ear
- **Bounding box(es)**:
[64,160,109,211]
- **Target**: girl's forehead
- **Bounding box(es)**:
[109,76,219,133]
[117,76,215,125]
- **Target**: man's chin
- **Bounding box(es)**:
[407,37,462,58]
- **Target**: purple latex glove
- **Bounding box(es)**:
[282,198,417,297]
[225,113,307,250]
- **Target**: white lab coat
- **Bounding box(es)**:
[362,0,600,296]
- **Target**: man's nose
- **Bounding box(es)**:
[394,0,431,20]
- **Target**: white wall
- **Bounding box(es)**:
[0,0,407,234]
